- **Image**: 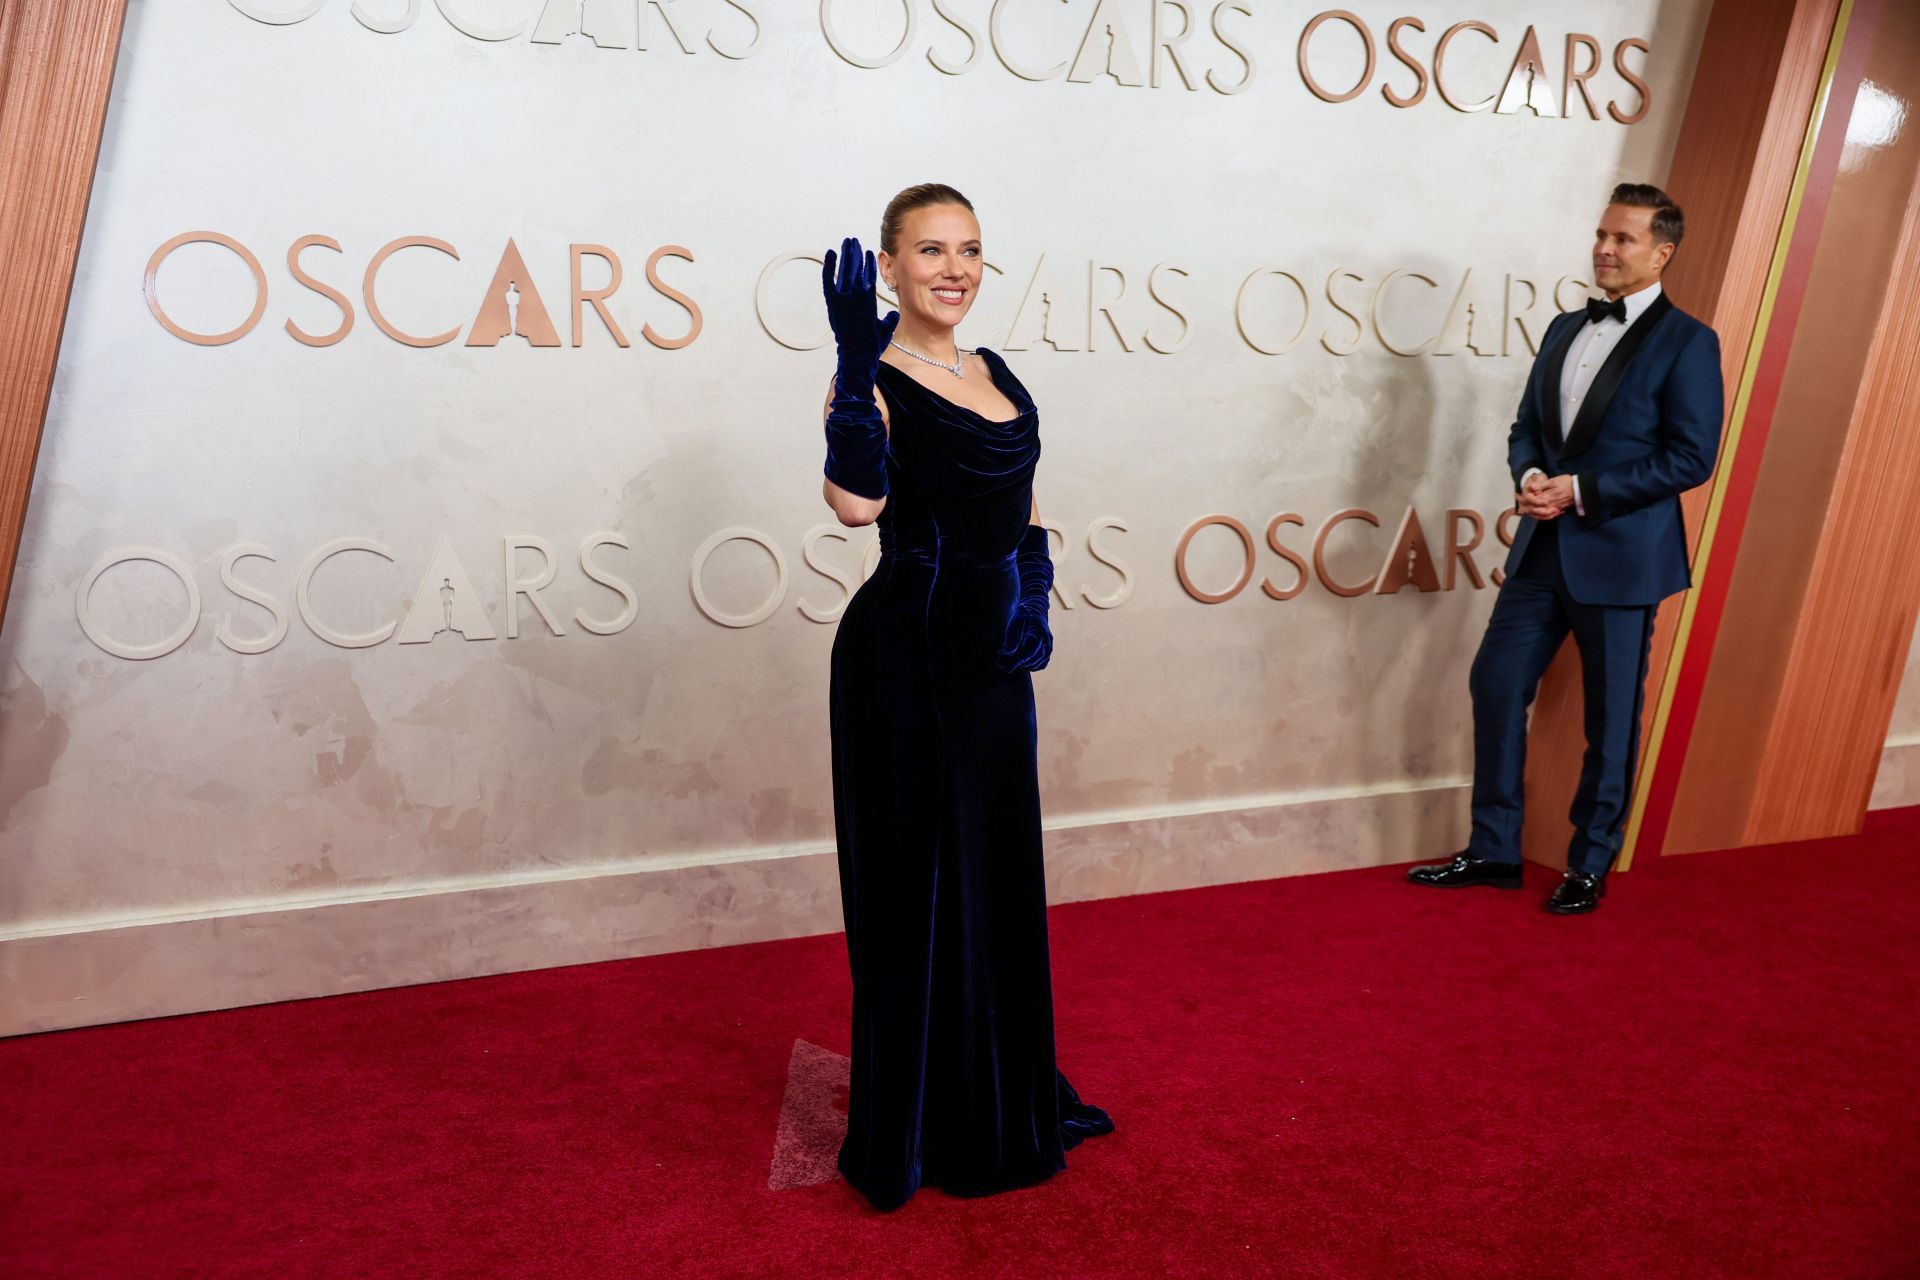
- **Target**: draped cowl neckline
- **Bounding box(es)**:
[876,347,1041,502]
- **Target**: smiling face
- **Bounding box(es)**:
[1592,203,1675,299]
[877,203,983,330]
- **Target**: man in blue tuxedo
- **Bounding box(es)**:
[1407,184,1725,914]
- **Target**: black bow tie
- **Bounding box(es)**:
[1586,296,1628,325]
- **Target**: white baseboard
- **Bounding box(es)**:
[0,781,1469,1036]
[1870,737,1920,812]
[14,738,1914,1038]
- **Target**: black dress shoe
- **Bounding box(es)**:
[1406,853,1524,889]
[1546,871,1606,914]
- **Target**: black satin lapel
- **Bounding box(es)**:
[1539,316,1580,452]
[1560,292,1674,460]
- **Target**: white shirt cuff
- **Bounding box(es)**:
[1572,475,1584,517]
[1519,467,1546,494]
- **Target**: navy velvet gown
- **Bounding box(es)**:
[829,348,1110,1212]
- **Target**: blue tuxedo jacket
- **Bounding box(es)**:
[1505,294,1725,606]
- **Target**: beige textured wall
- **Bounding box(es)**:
[1,0,1715,1033]
[1870,629,1920,810]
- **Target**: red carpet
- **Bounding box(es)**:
[5,810,1919,1279]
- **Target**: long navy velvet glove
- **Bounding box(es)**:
[997,523,1055,673]
[821,237,901,500]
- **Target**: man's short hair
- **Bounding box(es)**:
[1610,182,1685,248]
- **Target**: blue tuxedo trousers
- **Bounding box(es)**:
[1467,521,1656,875]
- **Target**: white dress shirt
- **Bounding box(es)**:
[1523,281,1664,518]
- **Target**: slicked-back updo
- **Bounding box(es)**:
[880,183,976,255]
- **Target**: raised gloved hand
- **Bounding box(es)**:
[821,237,901,500]
[996,523,1055,673]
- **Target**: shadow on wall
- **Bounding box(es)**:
[1341,292,1456,796]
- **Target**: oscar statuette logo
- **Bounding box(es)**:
[143,234,702,350]
[818,0,1255,93]
[1174,505,1522,606]
[754,251,1195,355]
[75,502,1520,658]
[149,234,1586,360]
[224,1,1653,122]
[1295,11,1652,123]
[756,247,1589,360]
[76,533,641,661]
[226,0,764,58]
[692,518,1134,629]
[1233,265,1595,360]
[819,3,1650,120]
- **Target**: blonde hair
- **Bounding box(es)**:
[880,183,976,255]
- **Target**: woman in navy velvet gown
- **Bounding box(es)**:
[816,185,1112,1212]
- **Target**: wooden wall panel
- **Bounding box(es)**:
[0,2,129,632]
[1740,2,1920,843]
[1611,0,1920,860]
[1663,0,1895,852]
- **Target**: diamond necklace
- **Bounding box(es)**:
[889,338,969,378]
